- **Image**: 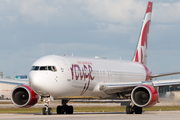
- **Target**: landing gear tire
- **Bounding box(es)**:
[57,106,64,114]
[126,105,142,114]
[57,105,74,114]
[42,107,47,115]
[48,108,52,115]
[56,99,74,115]
[42,107,52,115]
[126,105,133,114]
[66,106,73,114]
[134,106,142,114]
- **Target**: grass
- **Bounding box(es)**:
[0,106,180,113]
[144,106,180,111]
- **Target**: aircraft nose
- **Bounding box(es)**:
[29,72,49,96]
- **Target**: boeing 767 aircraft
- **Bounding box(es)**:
[1,1,180,115]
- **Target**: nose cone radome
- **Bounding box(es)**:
[29,72,49,96]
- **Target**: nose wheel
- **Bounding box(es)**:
[41,97,74,115]
[42,97,52,115]
[42,107,52,115]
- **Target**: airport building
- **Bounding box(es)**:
[0,72,27,99]
[159,86,180,98]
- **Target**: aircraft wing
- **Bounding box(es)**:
[99,79,180,95]
[0,78,29,85]
[99,81,151,95]
[152,79,180,87]
[150,72,180,79]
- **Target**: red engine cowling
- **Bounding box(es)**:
[11,85,39,108]
[131,85,159,107]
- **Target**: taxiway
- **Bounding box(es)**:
[0,111,180,120]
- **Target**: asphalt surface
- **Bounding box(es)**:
[0,111,180,120]
[0,100,180,120]
[0,102,179,108]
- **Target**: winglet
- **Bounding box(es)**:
[132,1,153,65]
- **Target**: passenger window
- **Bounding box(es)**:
[40,66,47,70]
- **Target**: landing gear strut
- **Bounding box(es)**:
[57,99,73,114]
[42,97,52,115]
[126,105,142,114]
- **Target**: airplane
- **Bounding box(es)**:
[1,1,180,115]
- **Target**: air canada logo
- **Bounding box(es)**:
[134,20,150,65]
[70,64,95,95]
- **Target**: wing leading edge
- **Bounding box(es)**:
[0,78,29,85]
[99,79,180,95]
[99,81,152,95]
[150,72,180,79]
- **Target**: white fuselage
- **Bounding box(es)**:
[29,55,147,98]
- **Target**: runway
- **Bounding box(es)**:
[0,100,180,120]
[0,111,180,120]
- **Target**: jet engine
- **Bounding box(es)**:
[11,85,39,108]
[131,85,159,107]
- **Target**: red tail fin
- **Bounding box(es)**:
[133,2,153,65]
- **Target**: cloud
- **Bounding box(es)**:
[30,42,120,58]
[84,0,146,24]
[18,0,61,24]
[94,22,136,33]
[0,1,180,25]
[153,2,180,23]
[0,0,81,25]
[0,0,180,32]
[0,42,125,76]
[0,0,179,78]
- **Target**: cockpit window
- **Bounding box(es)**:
[40,66,48,70]
[31,66,57,72]
[31,66,39,71]
[48,66,57,72]
[53,66,57,71]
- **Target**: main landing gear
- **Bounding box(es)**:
[126,105,142,114]
[57,99,73,114]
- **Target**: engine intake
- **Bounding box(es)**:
[12,85,39,108]
[131,85,158,107]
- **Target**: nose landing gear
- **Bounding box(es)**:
[42,97,52,115]
[41,97,73,115]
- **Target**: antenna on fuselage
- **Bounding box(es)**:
[94,56,100,59]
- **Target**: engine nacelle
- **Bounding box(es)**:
[131,85,159,107]
[11,85,39,108]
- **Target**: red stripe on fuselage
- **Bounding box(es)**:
[143,65,151,81]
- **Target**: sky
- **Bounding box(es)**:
[0,0,180,79]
